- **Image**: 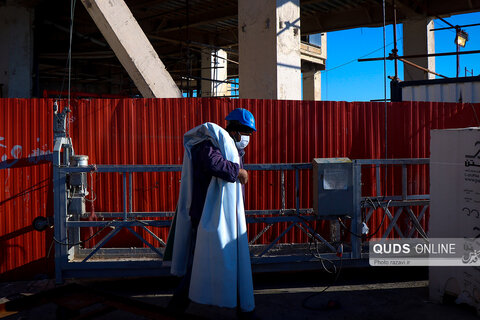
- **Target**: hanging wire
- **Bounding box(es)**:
[382,0,387,96]
[55,0,76,103]
[68,0,77,107]
[185,0,192,96]
[53,221,116,246]
[382,0,388,195]
[65,0,77,138]
[56,59,69,101]
[321,38,403,74]
[435,19,458,34]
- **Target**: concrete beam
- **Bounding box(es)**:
[300,41,326,66]
[81,0,181,98]
[386,0,426,17]
[159,6,237,33]
[301,0,480,34]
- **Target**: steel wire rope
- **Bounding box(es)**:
[65,0,78,137]
[67,0,76,107]
[382,0,388,199]
[54,0,77,137]
[45,0,80,267]
[55,0,76,102]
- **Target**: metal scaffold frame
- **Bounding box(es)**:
[53,130,429,282]
[51,97,429,283]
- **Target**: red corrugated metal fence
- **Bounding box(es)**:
[1,98,479,280]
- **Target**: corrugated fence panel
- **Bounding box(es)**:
[1,98,479,280]
[0,99,54,280]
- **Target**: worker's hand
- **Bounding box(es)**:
[238,169,248,185]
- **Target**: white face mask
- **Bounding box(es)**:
[235,135,250,149]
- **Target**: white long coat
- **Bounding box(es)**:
[170,122,255,312]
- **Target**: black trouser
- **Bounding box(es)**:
[168,227,197,311]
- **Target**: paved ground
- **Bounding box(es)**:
[1,267,479,320]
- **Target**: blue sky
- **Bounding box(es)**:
[312,12,480,102]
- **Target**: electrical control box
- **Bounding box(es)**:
[312,158,354,217]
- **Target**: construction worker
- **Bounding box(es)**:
[168,108,257,318]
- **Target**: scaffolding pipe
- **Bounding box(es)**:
[392,0,399,81]
[398,58,448,79]
[358,49,480,62]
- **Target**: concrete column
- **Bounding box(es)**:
[0,4,33,98]
[201,49,228,97]
[302,67,321,101]
[239,0,301,100]
[403,18,436,81]
[81,0,181,98]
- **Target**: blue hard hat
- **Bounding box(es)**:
[225,108,256,132]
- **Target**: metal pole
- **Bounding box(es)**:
[295,169,300,214]
[54,165,68,283]
[129,172,133,214]
[358,49,480,62]
[392,0,398,80]
[123,173,127,221]
[457,42,460,78]
[399,58,448,78]
[376,165,381,197]
[431,22,480,31]
[352,162,362,259]
[281,171,285,214]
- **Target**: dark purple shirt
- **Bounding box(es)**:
[189,140,243,228]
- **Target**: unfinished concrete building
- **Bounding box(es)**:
[2,0,479,100]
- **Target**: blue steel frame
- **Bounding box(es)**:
[53,144,430,282]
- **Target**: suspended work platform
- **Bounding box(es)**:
[53,129,429,282]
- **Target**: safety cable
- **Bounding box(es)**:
[308,238,337,275]
[337,199,392,240]
[301,252,343,311]
[54,0,76,138]
[298,215,343,310]
[298,215,339,275]
[301,199,391,310]
[66,0,77,137]
[67,0,76,107]
[382,0,389,195]
[53,220,115,246]
[56,0,74,103]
